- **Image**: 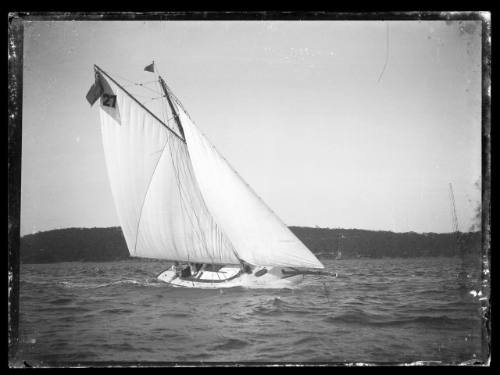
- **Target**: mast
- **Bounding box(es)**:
[158,75,186,140]
[449,182,465,260]
[449,183,459,234]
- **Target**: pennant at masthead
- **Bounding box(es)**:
[86,72,104,106]
[144,62,155,73]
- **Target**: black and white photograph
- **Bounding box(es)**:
[8,12,490,366]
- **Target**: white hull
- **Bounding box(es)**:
[157,265,304,289]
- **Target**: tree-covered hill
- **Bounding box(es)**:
[289,226,481,259]
[20,227,128,263]
[19,226,481,264]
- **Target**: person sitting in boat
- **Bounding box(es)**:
[197,264,211,274]
[188,263,199,276]
[180,264,192,278]
[172,261,180,276]
[242,262,252,274]
[194,263,203,273]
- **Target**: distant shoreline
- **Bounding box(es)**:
[19,226,481,264]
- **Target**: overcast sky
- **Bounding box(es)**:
[20,20,482,236]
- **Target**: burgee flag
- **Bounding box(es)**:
[86,73,103,106]
[144,62,155,73]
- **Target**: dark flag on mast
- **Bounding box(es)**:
[86,72,104,106]
[144,62,155,73]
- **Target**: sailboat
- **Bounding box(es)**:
[86,63,332,288]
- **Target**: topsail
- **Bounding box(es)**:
[91,65,324,269]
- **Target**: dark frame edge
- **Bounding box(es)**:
[8,13,24,367]
[5,11,492,367]
[479,11,491,366]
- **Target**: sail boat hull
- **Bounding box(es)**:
[157,266,304,289]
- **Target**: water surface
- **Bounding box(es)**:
[15,257,487,365]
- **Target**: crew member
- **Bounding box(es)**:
[242,263,252,274]
[180,264,192,278]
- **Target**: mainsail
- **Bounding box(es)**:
[91,65,324,269]
[95,67,239,265]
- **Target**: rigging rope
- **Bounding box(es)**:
[171,140,219,265]
[142,96,165,105]
[165,137,206,263]
[377,22,390,84]
[131,92,160,98]
[153,66,170,128]
[122,80,158,89]
[112,72,162,95]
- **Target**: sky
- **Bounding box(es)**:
[20,20,483,236]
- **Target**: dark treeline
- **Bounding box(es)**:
[20,226,481,264]
[290,226,481,259]
[20,227,128,264]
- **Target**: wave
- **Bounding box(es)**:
[57,279,165,289]
[292,336,318,346]
[324,311,475,327]
[21,280,57,288]
[160,312,191,318]
[37,305,93,313]
[48,297,74,305]
[98,342,136,351]
[211,338,249,351]
[100,307,135,314]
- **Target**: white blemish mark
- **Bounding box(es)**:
[469,290,483,297]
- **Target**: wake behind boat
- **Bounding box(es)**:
[86,62,333,288]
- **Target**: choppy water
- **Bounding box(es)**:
[14,257,487,365]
